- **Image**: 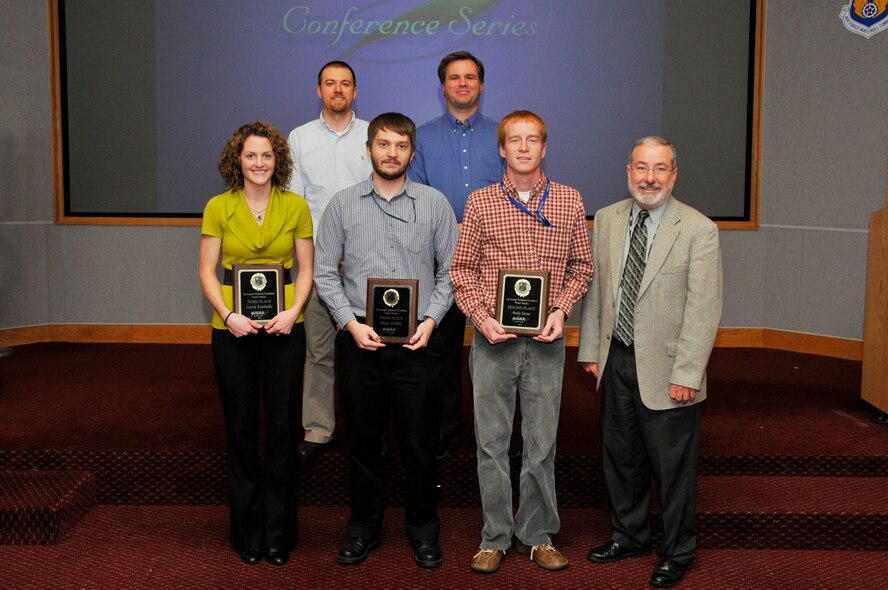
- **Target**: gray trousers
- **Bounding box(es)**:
[302,285,336,443]
[469,331,565,550]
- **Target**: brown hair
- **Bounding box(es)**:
[218,121,293,190]
[366,112,416,150]
[317,60,356,87]
[437,50,485,84]
[497,110,547,147]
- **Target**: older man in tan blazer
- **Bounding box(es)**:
[578,136,722,589]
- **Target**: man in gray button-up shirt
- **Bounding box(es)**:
[314,112,458,569]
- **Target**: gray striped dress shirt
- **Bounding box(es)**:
[314,175,459,329]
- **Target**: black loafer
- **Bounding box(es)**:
[238,549,263,565]
[297,440,330,462]
[411,538,443,568]
[435,435,458,460]
[587,539,652,563]
[336,536,381,565]
[266,548,289,566]
[650,559,688,588]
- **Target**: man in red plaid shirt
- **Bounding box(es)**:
[451,110,593,574]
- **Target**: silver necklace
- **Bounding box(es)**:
[248,206,268,221]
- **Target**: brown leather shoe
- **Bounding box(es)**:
[529,544,569,571]
[470,548,505,574]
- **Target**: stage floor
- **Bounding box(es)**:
[0,343,883,458]
[1,343,887,589]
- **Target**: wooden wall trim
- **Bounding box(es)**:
[747,0,766,229]
[0,325,212,346]
[47,0,64,224]
[714,328,862,361]
[0,324,862,360]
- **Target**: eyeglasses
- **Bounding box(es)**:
[631,165,674,177]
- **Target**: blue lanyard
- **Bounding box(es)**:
[501,179,553,227]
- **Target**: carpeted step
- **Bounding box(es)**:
[0,470,96,544]
[0,449,227,506]
[689,476,888,550]
[3,449,888,509]
[698,475,885,513]
[2,506,886,588]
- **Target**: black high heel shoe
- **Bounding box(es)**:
[238,549,262,565]
[266,548,290,566]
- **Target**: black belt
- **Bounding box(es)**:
[222,268,292,286]
[611,338,634,353]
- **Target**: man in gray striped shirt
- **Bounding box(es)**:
[314,112,458,569]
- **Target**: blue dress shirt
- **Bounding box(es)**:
[409,111,503,222]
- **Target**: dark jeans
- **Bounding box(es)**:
[335,328,441,541]
[212,325,305,552]
[600,340,702,565]
[436,302,466,443]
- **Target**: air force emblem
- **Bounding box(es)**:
[840,0,888,38]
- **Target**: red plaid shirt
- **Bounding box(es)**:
[451,173,594,328]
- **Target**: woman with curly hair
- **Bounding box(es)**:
[199,121,313,566]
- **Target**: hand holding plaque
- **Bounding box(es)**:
[495,269,550,336]
[366,278,418,344]
[232,264,285,325]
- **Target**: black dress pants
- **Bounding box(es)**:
[212,326,305,552]
[599,339,702,565]
[436,302,466,443]
[335,328,441,541]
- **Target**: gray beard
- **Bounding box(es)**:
[628,179,670,209]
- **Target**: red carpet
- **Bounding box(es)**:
[0,343,883,456]
[1,343,887,588]
[1,506,887,589]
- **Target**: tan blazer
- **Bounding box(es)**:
[578,196,723,410]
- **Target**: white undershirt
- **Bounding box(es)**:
[517,190,531,203]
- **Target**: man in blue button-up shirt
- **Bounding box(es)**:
[410,51,503,222]
[409,51,504,460]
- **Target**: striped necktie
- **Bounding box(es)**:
[614,210,649,346]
